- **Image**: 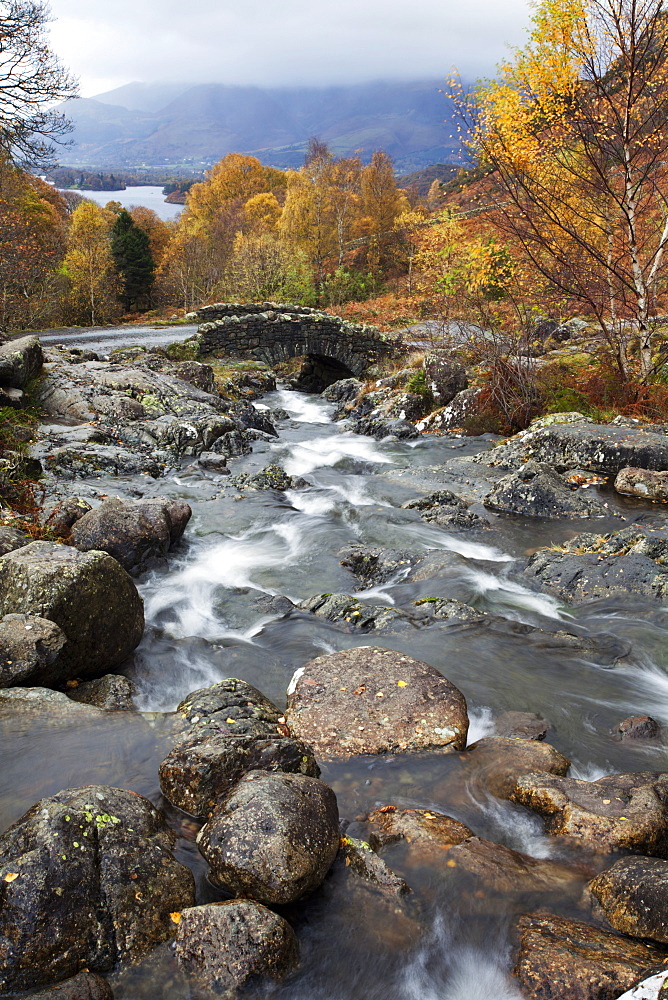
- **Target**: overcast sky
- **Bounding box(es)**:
[47,0,533,98]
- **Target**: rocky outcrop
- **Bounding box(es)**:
[70,497,191,575]
[175,900,299,997]
[197,770,340,904]
[339,544,417,587]
[0,785,195,993]
[23,970,114,999]
[298,593,410,633]
[285,646,468,757]
[510,771,668,855]
[0,542,144,678]
[482,414,668,474]
[513,912,666,1000]
[402,489,487,529]
[67,674,138,711]
[422,349,468,405]
[0,335,43,389]
[484,461,609,518]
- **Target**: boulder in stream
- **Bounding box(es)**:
[20,969,114,999]
[285,645,468,758]
[464,736,571,799]
[513,912,666,1000]
[175,900,299,997]
[590,856,668,944]
[615,467,668,501]
[510,771,668,855]
[0,542,144,678]
[66,674,138,711]
[0,613,67,688]
[197,770,340,904]
[0,785,195,993]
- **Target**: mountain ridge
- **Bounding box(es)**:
[57,80,462,173]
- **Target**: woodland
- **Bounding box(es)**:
[3,0,668,430]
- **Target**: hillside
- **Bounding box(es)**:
[57,80,461,172]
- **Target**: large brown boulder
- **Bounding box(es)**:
[197,770,340,905]
[285,646,468,758]
[0,785,195,993]
[0,542,144,678]
[590,856,668,944]
[513,912,666,1000]
[510,771,668,855]
[175,900,299,997]
[70,498,191,575]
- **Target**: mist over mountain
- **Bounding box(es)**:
[57,80,462,173]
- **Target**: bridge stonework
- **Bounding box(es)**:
[194,303,403,376]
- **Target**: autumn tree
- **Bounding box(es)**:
[129,206,171,268]
[0,0,77,166]
[223,232,314,304]
[360,151,405,275]
[280,143,337,281]
[464,0,668,380]
[63,200,114,326]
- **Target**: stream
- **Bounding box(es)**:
[3,343,668,998]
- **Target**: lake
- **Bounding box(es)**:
[59,184,185,221]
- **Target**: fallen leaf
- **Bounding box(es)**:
[170,912,181,924]
[397,681,407,688]
[3,873,19,882]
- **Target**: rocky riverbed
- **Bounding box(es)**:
[2,330,668,998]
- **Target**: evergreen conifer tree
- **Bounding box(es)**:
[111,209,155,311]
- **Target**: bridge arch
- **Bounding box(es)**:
[194,303,402,387]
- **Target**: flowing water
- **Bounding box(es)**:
[2,366,668,998]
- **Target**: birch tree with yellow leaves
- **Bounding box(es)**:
[464,0,668,380]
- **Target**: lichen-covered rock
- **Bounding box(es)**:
[0,526,30,555]
[285,646,468,758]
[323,377,363,403]
[67,674,138,711]
[0,785,195,993]
[339,835,410,895]
[493,711,550,741]
[0,613,67,688]
[484,461,608,518]
[482,418,668,474]
[510,771,668,855]
[590,856,668,944]
[231,464,296,491]
[351,416,420,440]
[422,349,468,405]
[177,677,280,733]
[197,770,339,904]
[70,498,191,575]
[513,912,666,1000]
[159,730,319,817]
[175,900,299,997]
[0,335,43,388]
[415,387,483,433]
[0,542,144,678]
[615,467,668,501]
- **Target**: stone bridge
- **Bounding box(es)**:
[194,303,403,387]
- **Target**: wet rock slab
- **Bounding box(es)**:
[464,736,570,799]
[20,969,114,999]
[285,646,468,758]
[513,912,667,1000]
[339,835,410,895]
[0,613,66,688]
[67,674,138,711]
[175,899,299,998]
[366,807,473,852]
[616,467,668,501]
[197,770,339,904]
[299,593,410,633]
[510,771,668,855]
[0,785,195,993]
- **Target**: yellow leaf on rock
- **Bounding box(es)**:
[3,873,19,882]
[170,912,181,924]
[397,681,407,687]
